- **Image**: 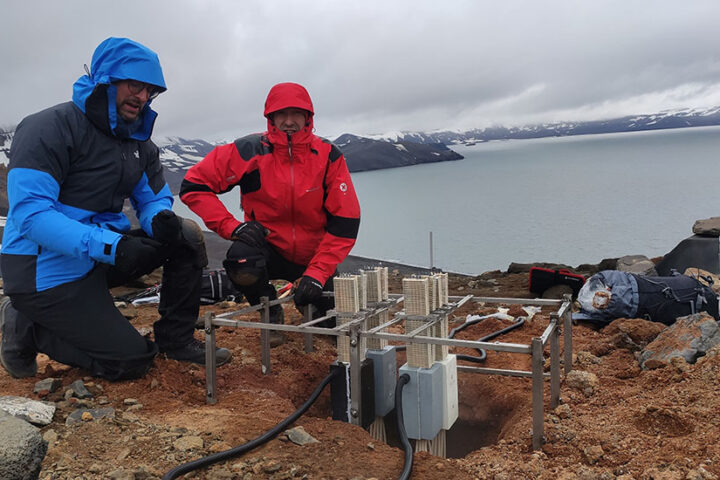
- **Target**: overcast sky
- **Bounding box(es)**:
[2,0,720,141]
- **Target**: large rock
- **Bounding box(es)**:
[692,217,720,236]
[616,255,658,276]
[0,396,56,426]
[575,258,619,275]
[639,312,720,369]
[565,370,598,396]
[684,267,720,294]
[0,410,47,480]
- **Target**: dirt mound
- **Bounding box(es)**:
[2,269,720,479]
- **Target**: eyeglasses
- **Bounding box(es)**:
[126,80,161,100]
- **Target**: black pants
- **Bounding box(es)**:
[9,219,207,381]
[223,240,335,316]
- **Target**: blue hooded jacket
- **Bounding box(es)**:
[1,37,173,294]
[73,37,166,141]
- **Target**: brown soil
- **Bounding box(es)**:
[2,269,720,479]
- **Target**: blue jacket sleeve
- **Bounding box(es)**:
[131,173,174,236]
[7,168,122,264]
[130,142,173,236]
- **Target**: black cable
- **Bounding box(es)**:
[395,316,525,363]
[477,317,526,343]
[448,315,490,338]
[395,373,413,480]
[162,369,339,480]
[449,315,525,342]
[456,352,487,363]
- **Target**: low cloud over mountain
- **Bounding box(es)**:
[2,106,719,197]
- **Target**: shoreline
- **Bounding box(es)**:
[202,231,473,277]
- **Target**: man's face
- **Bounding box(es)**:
[115,80,158,122]
[271,108,309,135]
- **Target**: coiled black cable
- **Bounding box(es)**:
[455,352,487,363]
[396,316,526,363]
[395,373,413,480]
[162,369,339,480]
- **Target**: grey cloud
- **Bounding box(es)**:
[1,0,719,139]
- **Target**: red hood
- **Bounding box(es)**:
[264,82,314,146]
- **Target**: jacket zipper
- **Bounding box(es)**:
[115,141,127,226]
[288,134,297,260]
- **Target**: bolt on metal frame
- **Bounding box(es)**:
[203,292,573,450]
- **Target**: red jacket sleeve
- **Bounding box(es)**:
[179,143,246,239]
[303,149,361,284]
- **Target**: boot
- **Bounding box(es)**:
[268,304,286,348]
[162,338,232,366]
[0,297,38,378]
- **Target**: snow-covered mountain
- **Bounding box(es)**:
[156,138,220,194]
[0,127,12,165]
[369,106,720,145]
[334,134,463,172]
[3,105,720,194]
[155,135,463,192]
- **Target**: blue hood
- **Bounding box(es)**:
[72,37,166,141]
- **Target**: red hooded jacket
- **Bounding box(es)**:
[180,83,361,284]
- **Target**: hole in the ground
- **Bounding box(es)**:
[365,404,512,459]
[445,414,504,458]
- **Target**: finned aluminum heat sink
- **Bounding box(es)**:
[439,272,449,305]
[417,274,449,360]
[333,275,368,362]
[403,277,433,368]
[403,277,429,316]
[379,266,389,301]
[433,315,449,361]
[334,275,360,313]
[362,269,383,303]
[357,272,368,311]
[423,274,440,311]
[432,273,450,359]
[334,275,359,363]
[366,309,389,350]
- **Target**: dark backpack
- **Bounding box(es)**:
[114,269,242,305]
[200,269,242,304]
[574,270,719,325]
[635,273,718,325]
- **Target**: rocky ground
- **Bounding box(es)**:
[2,262,720,480]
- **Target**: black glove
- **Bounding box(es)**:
[294,275,324,307]
[151,210,182,245]
[114,236,163,275]
[231,221,267,248]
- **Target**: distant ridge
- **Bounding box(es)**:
[368,105,720,146]
[2,105,720,195]
[333,133,463,172]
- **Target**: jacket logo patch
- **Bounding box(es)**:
[339,183,348,192]
[134,150,140,159]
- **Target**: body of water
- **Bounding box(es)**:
[173,126,720,275]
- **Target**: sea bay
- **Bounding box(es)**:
[174,126,720,275]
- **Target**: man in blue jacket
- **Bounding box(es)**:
[0,37,231,380]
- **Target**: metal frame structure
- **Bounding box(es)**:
[203,293,573,450]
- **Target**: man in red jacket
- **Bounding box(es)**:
[180,82,361,346]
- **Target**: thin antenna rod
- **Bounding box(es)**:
[429,231,434,271]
